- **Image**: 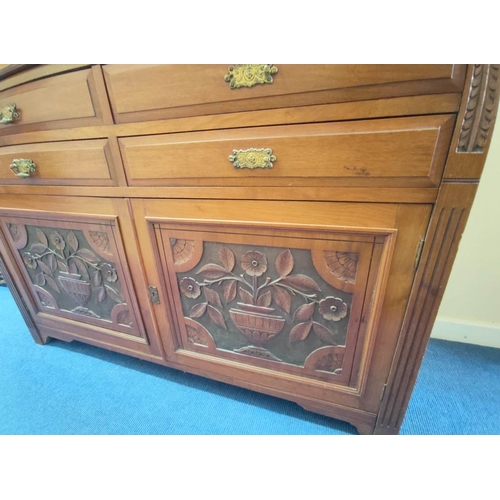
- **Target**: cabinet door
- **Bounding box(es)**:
[0,195,163,360]
[133,199,432,419]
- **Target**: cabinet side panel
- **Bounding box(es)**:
[0,238,44,344]
[375,183,478,434]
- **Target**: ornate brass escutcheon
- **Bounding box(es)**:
[229,148,276,169]
[0,104,20,124]
[224,64,278,89]
[10,159,37,178]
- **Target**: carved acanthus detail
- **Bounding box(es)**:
[457,64,499,153]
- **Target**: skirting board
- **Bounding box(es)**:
[431,318,500,349]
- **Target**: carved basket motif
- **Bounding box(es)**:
[57,272,91,305]
[229,303,286,346]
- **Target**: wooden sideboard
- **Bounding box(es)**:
[0,64,498,434]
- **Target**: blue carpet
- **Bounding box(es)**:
[0,286,499,434]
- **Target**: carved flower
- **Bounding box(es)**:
[22,252,37,269]
[49,231,65,250]
[241,251,267,277]
[101,263,118,282]
[318,297,348,322]
[180,277,201,299]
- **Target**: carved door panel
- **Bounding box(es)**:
[133,199,432,412]
[0,195,162,358]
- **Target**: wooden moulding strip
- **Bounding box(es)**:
[0,186,440,204]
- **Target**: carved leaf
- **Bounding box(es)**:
[36,272,46,286]
[203,287,223,309]
[76,248,99,264]
[57,260,69,273]
[73,258,88,279]
[38,260,52,277]
[68,261,78,275]
[67,231,79,252]
[196,264,228,279]
[239,288,254,305]
[281,275,321,292]
[96,286,106,303]
[91,270,102,287]
[223,280,237,304]
[289,322,312,343]
[30,243,47,254]
[293,302,315,322]
[190,302,208,318]
[219,246,235,272]
[45,276,60,294]
[256,290,272,307]
[273,285,291,314]
[275,249,294,277]
[47,254,57,272]
[207,305,227,330]
[312,322,337,345]
[106,286,124,304]
[36,228,48,247]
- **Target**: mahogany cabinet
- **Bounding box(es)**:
[0,64,498,434]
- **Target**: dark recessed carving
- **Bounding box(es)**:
[176,243,350,368]
[17,224,128,325]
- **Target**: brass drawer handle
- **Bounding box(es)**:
[0,104,20,124]
[229,148,276,169]
[224,65,278,89]
[10,159,37,178]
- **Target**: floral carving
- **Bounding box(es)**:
[49,231,65,250]
[101,263,118,282]
[241,251,267,276]
[177,244,350,360]
[23,252,37,269]
[318,297,348,321]
[180,277,201,299]
[18,225,126,318]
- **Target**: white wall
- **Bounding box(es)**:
[431,120,500,347]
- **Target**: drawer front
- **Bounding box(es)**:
[120,115,454,188]
[0,68,110,135]
[0,140,119,186]
[103,64,465,123]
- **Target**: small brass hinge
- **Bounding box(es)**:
[414,238,425,269]
[149,285,160,304]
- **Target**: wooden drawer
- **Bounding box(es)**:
[103,64,466,123]
[0,139,122,186]
[119,115,455,188]
[0,67,111,136]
